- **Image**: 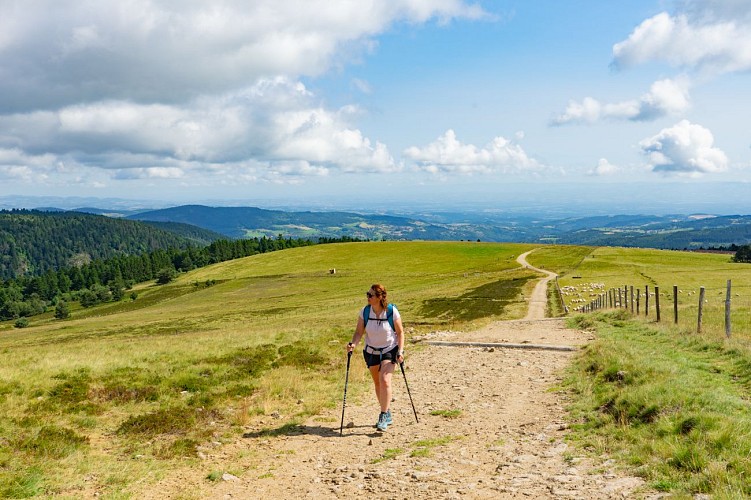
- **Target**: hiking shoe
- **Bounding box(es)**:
[384,410,393,425]
[376,412,389,431]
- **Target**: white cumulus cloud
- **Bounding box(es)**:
[0,164,34,182]
[0,0,488,112]
[0,148,58,182]
[0,78,398,180]
[587,159,620,176]
[612,9,751,75]
[403,130,543,175]
[639,120,728,175]
[0,0,483,187]
[552,78,690,125]
[114,167,185,180]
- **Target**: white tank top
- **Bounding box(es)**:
[360,305,401,349]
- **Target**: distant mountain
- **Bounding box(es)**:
[4,203,748,280]
[127,206,751,249]
[552,214,751,249]
[0,195,172,212]
[127,204,499,241]
[69,207,135,217]
[0,210,217,279]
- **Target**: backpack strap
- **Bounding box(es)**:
[363,304,396,331]
[363,305,371,328]
[386,303,395,331]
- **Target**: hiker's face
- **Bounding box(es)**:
[366,290,377,301]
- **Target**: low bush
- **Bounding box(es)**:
[16,426,88,459]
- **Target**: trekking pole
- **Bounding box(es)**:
[399,361,419,423]
[340,351,353,436]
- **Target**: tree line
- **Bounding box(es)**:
[0,209,215,280]
[1,235,360,323]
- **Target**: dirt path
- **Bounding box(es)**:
[517,250,558,321]
[142,251,652,499]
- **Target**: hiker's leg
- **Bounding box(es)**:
[369,364,381,402]
[377,361,396,413]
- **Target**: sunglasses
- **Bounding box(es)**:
[366,292,375,298]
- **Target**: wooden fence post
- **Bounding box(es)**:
[655,286,661,322]
[618,288,622,309]
[673,285,678,324]
[630,286,634,313]
[623,285,628,308]
[555,277,568,314]
[725,280,732,338]
[636,289,640,315]
[645,285,649,316]
[697,286,705,334]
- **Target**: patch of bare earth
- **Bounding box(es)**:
[136,253,655,499]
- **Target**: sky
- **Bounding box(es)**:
[1,0,750,214]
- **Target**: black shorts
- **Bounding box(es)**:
[363,345,399,368]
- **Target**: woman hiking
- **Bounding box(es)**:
[346,284,404,431]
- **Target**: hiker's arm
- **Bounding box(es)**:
[395,317,405,362]
[347,317,365,352]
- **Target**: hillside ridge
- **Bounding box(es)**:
[129,204,751,249]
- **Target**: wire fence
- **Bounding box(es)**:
[564,280,751,340]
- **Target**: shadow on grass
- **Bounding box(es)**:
[418,274,535,323]
[242,423,383,439]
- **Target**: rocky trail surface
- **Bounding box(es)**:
[142,252,653,499]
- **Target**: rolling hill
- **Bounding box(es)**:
[0,209,223,279]
[127,205,751,249]
[127,204,495,241]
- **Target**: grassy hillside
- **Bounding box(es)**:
[564,311,751,497]
[533,246,751,339]
[0,241,546,497]
[528,246,751,496]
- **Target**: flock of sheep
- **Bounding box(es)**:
[561,283,739,312]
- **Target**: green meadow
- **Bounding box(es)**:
[546,246,751,340]
[0,241,543,497]
[533,246,751,498]
[564,310,751,498]
[1,241,751,497]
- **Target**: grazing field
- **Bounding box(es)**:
[533,246,751,497]
[0,241,547,497]
[543,247,751,341]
